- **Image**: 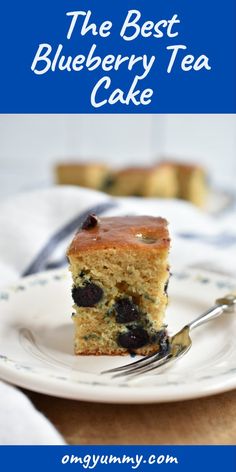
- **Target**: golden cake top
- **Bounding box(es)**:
[114,165,170,176]
[115,166,153,176]
[158,159,205,173]
[56,162,109,171]
[67,215,170,255]
[114,163,181,178]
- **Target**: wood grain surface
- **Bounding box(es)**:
[25,389,236,445]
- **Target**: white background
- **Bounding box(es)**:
[0,114,235,199]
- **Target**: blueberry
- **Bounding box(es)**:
[164,279,169,295]
[150,329,169,354]
[81,214,98,230]
[118,327,149,349]
[72,282,103,307]
[114,298,140,323]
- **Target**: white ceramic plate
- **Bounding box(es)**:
[0,268,235,403]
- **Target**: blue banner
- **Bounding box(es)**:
[0,446,236,472]
[0,0,235,112]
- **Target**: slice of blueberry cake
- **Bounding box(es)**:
[67,214,170,355]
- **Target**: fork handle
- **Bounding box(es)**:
[188,294,236,331]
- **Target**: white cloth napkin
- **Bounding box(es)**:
[0,381,65,445]
[0,185,235,444]
[1,185,236,285]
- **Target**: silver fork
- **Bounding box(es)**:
[102,294,236,378]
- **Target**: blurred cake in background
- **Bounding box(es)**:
[54,159,208,207]
[103,166,145,197]
[106,164,178,198]
[174,162,207,208]
[55,162,110,191]
[144,163,179,198]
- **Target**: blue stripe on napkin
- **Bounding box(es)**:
[22,201,116,277]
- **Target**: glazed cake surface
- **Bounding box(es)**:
[67,215,170,355]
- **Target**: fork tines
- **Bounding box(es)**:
[102,348,170,378]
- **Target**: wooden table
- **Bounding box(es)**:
[25,389,236,445]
